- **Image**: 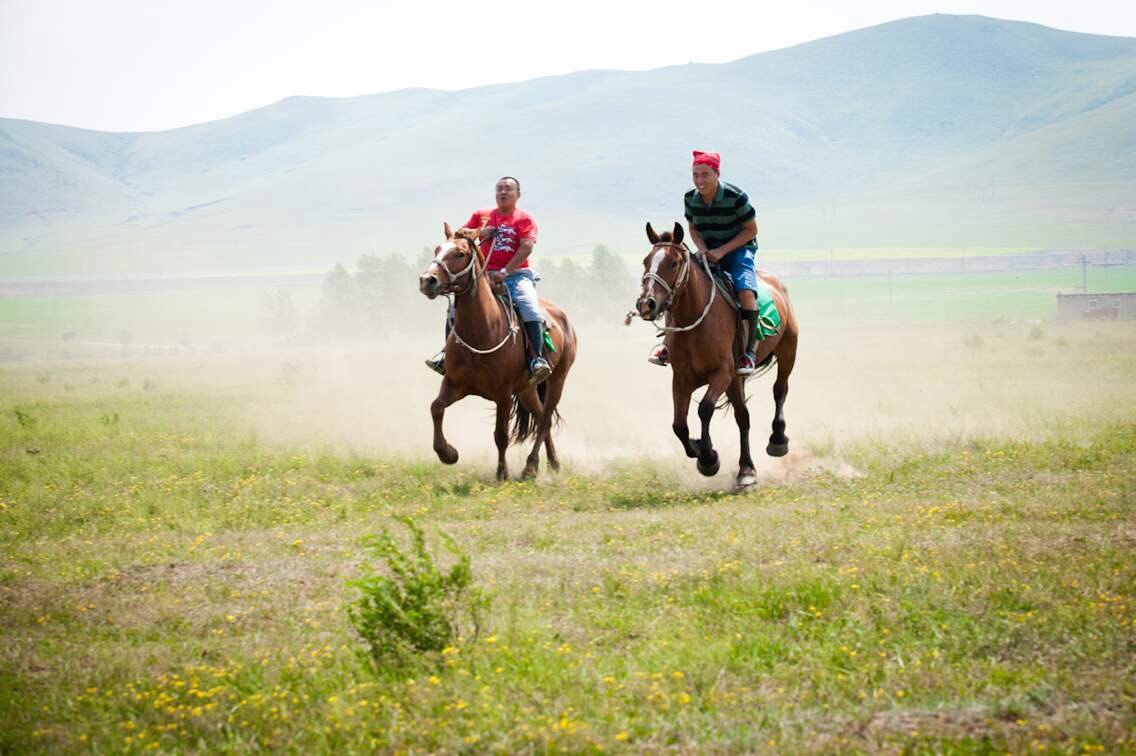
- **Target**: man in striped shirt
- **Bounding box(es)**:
[651,150,762,374]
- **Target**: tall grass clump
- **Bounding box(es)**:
[347,517,489,675]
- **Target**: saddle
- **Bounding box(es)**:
[495,294,556,354]
[707,266,781,342]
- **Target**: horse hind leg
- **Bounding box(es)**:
[542,322,576,473]
[767,331,797,457]
[523,372,567,478]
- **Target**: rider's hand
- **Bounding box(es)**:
[479,225,497,240]
[489,270,507,284]
[704,248,721,264]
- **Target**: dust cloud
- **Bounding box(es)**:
[230,317,1135,485]
[7,275,1132,487]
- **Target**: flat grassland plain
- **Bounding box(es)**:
[2,264,1135,753]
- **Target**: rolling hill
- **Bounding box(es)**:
[1,14,1134,276]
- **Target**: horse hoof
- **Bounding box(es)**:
[766,441,789,457]
[736,470,757,489]
[496,467,508,482]
[696,452,720,477]
[548,458,561,473]
[521,463,538,480]
[436,445,459,465]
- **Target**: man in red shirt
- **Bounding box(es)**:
[426,176,552,383]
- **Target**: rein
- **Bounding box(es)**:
[633,241,718,334]
[433,236,518,355]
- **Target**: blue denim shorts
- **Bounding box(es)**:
[716,245,757,293]
[504,269,541,323]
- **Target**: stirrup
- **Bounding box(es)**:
[735,353,756,376]
[425,352,445,376]
[528,357,552,385]
[648,347,669,366]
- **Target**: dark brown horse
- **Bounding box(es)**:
[419,224,577,480]
[635,222,798,488]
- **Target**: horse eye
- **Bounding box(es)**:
[670,261,678,268]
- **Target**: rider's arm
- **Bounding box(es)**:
[503,239,535,275]
[711,218,758,260]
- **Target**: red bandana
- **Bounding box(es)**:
[692,150,721,173]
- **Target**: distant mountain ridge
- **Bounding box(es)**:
[2,14,1134,276]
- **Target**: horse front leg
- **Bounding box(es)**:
[671,376,698,459]
[494,398,510,481]
[695,372,732,477]
[727,378,756,487]
[430,378,466,465]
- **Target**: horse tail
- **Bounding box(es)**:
[510,381,562,444]
[510,394,532,444]
[510,381,542,444]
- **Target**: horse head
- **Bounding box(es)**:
[637,222,688,321]
[419,223,485,299]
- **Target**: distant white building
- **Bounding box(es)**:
[1056,293,1136,321]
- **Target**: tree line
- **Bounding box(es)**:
[263,246,639,342]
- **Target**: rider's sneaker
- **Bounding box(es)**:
[735,352,757,375]
[528,357,552,384]
[425,351,446,376]
[648,346,669,366]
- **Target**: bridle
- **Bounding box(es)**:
[429,234,519,355]
[427,237,482,296]
[637,241,717,333]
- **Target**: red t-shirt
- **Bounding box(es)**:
[462,208,537,271]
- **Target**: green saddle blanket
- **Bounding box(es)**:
[754,281,781,340]
[710,271,782,341]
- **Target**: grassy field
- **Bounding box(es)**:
[2,319,1134,753]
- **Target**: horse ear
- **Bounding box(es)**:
[443,222,453,240]
[646,222,659,244]
[673,223,684,244]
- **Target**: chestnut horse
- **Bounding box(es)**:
[635,222,798,488]
[418,224,577,480]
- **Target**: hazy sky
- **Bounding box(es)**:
[2,0,1135,133]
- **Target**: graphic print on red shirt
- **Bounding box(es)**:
[463,209,538,272]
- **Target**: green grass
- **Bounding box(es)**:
[1,353,1134,753]
[792,264,1136,324]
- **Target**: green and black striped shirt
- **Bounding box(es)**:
[684,181,757,249]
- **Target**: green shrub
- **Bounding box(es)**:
[348,517,489,674]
